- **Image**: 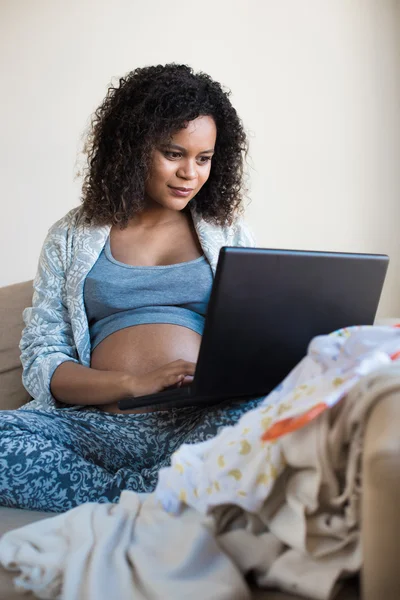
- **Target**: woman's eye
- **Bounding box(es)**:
[165,151,182,159]
[198,156,212,164]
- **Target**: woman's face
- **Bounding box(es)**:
[144,115,217,212]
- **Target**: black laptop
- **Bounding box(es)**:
[118,247,389,411]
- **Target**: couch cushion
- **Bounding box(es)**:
[0,281,33,410]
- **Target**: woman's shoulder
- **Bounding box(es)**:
[47,205,86,236]
[42,206,110,274]
[230,216,256,246]
[45,205,109,250]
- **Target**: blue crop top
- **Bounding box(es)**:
[84,237,214,350]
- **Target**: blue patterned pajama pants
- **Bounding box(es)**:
[0,397,263,513]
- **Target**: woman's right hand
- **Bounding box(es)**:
[128,359,196,397]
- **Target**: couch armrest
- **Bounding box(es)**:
[0,281,32,410]
[362,389,400,600]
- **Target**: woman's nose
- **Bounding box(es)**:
[177,160,197,180]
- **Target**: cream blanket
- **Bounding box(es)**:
[2,328,400,599]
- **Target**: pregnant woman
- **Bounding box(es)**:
[0,64,261,512]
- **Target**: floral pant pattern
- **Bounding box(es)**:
[0,397,263,513]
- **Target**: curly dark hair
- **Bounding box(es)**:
[80,64,248,228]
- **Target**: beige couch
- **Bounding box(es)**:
[0,280,399,600]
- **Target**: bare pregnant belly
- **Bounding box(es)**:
[90,324,202,414]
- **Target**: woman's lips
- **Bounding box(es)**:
[168,186,194,197]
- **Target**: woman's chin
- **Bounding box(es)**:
[161,195,193,212]
[144,192,195,213]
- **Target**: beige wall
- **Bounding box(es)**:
[1,0,399,316]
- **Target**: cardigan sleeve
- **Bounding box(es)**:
[19,220,80,406]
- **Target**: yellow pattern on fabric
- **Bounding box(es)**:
[239,440,252,455]
[277,403,292,416]
[262,417,273,430]
[228,469,242,481]
[256,473,269,485]
[217,455,225,468]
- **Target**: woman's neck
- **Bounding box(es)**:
[126,206,190,230]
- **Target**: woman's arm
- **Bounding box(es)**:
[50,361,133,405]
[20,215,137,407]
[50,359,196,405]
[20,216,82,406]
[19,212,122,408]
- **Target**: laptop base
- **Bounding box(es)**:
[118,388,265,412]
